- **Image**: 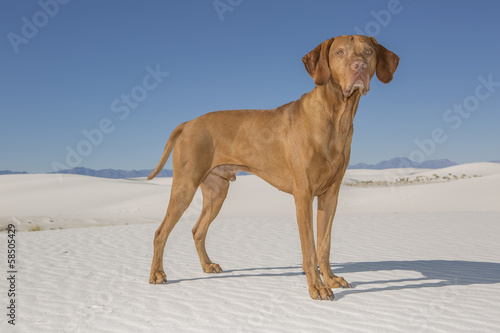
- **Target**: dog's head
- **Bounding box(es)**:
[302,35,399,97]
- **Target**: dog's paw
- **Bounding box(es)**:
[309,282,334,301]
[149,270,167,284]
[203,263,223,273]
[325,275,352,289]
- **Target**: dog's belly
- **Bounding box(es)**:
[209,163,294,194]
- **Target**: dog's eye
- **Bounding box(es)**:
[365,49,373,55]
[336,49,344,56]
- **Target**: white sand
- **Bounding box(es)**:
[1,163,499,332]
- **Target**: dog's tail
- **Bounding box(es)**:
[147,122,186,180]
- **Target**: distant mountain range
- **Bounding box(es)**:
[0,167,172,178]
[1,158,499,178]
[348,157,457,170]
[0,170,28,175]
[51,167,173,179]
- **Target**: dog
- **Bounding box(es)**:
[148,35,399,300]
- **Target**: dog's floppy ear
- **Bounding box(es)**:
[302,38,334,86]
[369,36,399,84]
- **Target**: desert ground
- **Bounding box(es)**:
[1,162,499,332]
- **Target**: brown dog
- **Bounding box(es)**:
[148,35,399,300]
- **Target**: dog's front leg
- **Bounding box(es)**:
[316,183,352,289]
[294,192,334,300]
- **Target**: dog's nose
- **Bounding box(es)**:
[351,61,367,72]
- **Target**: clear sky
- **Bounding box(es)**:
[1,0,499,173]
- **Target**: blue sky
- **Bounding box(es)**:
[1,0,499,173]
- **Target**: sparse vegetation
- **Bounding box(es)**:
[343,173,481,187]
[29,225,41,232]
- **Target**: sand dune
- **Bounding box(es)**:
[0,162,499,331]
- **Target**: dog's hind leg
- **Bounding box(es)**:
[149,176,200,284]
[192,172,230,273]
[149,132,212,284]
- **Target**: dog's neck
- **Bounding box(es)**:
[304,80,362,137]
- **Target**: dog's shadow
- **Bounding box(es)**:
[330,260,500,299]
[169,260,500,298]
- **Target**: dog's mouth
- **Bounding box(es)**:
[344,76,370,97]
